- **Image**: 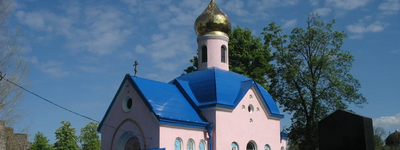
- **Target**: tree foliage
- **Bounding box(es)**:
[262,13,366,149]
[30,132,54,150]
[54,121,79,150]
[184,26,274,89]
[79,122,101,150]
[0,0,29,129]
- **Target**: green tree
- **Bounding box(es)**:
[30,132,54,150]
[54,121,79,150]
[79,122,100,150]
[184,26,274,89]
[374,127,386,150]
[262,13,366,150]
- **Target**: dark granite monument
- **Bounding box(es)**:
[319,109,374,150]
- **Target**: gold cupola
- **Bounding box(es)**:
[194,0,231,36]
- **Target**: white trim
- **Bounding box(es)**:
[160,124,207,131]
[197,34,229,42]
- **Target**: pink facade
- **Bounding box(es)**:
[99,80,160,150]
[211,88,287,150]
[197,35,229,71]
[99,80,287,150]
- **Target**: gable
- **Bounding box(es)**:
[172,68,284,118]
[98,74,209,132]
[236,86,283,120]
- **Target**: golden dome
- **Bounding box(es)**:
[194,0,231,36]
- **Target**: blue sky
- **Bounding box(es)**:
[8,0,400,143]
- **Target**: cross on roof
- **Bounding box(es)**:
[133,60,139,77]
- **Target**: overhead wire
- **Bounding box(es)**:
[0,71,153,140]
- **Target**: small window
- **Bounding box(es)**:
[202,46,207,63]
[248,104,254,113]
[265,145,271,150]
[221,45,227,63]
[246,141,257,150]
[123,96,133,112]
[281,146,284,150]
[231,142,239,150]
[199,140,206,150]
[187,139,195,150]
[175,138,183,150]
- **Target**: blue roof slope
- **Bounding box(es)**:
[130,76,209,128]
[172,67,283,118]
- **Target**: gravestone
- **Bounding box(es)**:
[318,109,374,150]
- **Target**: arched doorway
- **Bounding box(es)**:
[124,136,141,150]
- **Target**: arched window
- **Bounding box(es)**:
[187,139,195,150]
[231,142,239,150]
[124,136,140,150]
[175,138,183,150]
[264,145,271,150]
[246,141,257,150]
[199,140,206,150]
[202,46,207,63]
[221,45,227,63]
[281,146,284,150]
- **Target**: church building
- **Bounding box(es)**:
[97,0,288,149]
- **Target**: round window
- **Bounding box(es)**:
[123,96,133,112]
[248,104,254,113]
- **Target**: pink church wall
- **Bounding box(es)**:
[159,126,208,150]
[213,87,286,150]
[197,36,229,71]
[100,80,160,150]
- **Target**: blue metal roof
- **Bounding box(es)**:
[130,76,209,128]
[98,68,283,132]
[172,67,283,118]
[97,75,209,132]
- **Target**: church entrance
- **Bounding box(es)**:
[124,136,141,150]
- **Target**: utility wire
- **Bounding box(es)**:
[0,71,152,140]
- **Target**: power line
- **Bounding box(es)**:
[0,71,152,140]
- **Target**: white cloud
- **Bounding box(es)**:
[281,19,297,29]
[310,0,319,6]
[15,11,47,30]
[374,114,400,128]
[78,66,103,73]
[349,34,363,39]
[248,0,298,11]
[16,4,133,55]
[379,0,400,15]
[347,21,389,34]
[223,0,249,16]
[313,7,332,16]
[326,0,370,10]
[37,60,74,78]
[390,50,399,54]
[135,45,146,54]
